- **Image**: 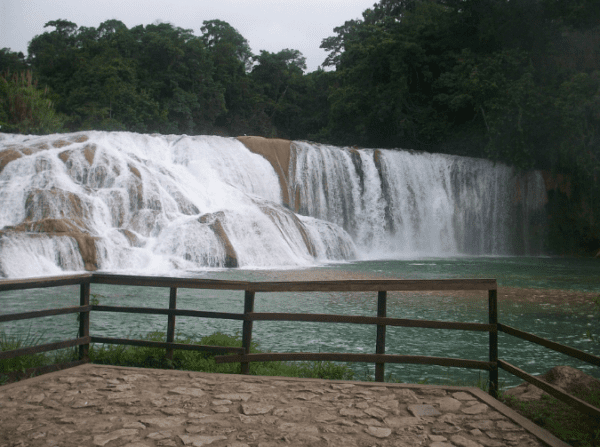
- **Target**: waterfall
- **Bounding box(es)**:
[0,132,547,278]
[289,142,547,257]
[0,132,356,278]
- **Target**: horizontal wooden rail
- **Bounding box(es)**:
[244,278,497,292]
[498,360,600,419]
[91,336,245,355]
[92,305,244,321]
[0,336,91,360]
[249,312,494,331]
[215,352,495,370]
[91,273,250,290]
[90,274,497,292]
[498,324,600,367]
[0,273,92,291]
[0,275,500,393]
[0,305,92,323]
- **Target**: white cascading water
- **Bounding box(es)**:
[289,141,547,257]
[0,132,547,278]
[0,132,356,278]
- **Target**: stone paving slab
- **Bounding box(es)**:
[0,364,568,447]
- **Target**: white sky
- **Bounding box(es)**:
[0,0,375,72]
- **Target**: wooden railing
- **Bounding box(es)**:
[1,273,599,419]
[496,324,600,418]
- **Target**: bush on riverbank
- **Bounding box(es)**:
[0,330,354,385]
[0,331,77,383]
[90,331,355,380]
[502,391,600,447]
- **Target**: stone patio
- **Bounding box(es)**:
[0,364,568,447]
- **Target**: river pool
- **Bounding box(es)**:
[1,256,599,387]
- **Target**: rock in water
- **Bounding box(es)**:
[503,365,600,402]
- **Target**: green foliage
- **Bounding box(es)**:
[0,330,354,384]
[88,331,355,380]
[201,19,253,72]
[502,391,600,446]
[0,330,48,374]
[0,48,27,73]
[65,53,160,132]
[0,329,78,383]
[0,70,65,134]
[585,295,600,342]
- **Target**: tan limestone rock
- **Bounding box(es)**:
[168,387,205,398]
[198,212,239,267]
[93,429,139,446]
[461,403,489,415]
[365,426,392,438]
[364,406,388,420]
[339,407,365,417]
[452,391,477,401]
[138,416,186,428]
[214,393,251,402]
[178,434,227,446]
[241,403,274,415]
[0,148,22,173]
[237,136,291,205]
[503,365,600,403]
[450,435,484,447]
[384,416,422,428]
[52,139,73,148]
[437,396,462,412]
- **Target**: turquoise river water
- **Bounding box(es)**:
[1,256,599,388]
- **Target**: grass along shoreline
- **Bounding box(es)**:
[0,330,356,386]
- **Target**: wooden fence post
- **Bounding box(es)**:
[241,290,255,375]
[375,290,387,382]
[79,283,90,361]
[166,287,177,361]
[488,288,499,398]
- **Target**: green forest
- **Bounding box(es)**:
[1,0,599,254]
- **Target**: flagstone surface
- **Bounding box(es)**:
[0,364,563,447]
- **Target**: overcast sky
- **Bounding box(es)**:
[1,0,375,72]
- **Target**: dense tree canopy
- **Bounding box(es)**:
[0,1,599,253]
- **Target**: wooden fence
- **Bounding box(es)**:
[1,273,599,419]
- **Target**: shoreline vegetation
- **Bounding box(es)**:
[0,331,358,387]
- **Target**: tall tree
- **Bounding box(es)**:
[0,48,28,72]
[250,49,308,138]
[200,20,255,133]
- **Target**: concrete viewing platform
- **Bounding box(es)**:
[0,364,568,447]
